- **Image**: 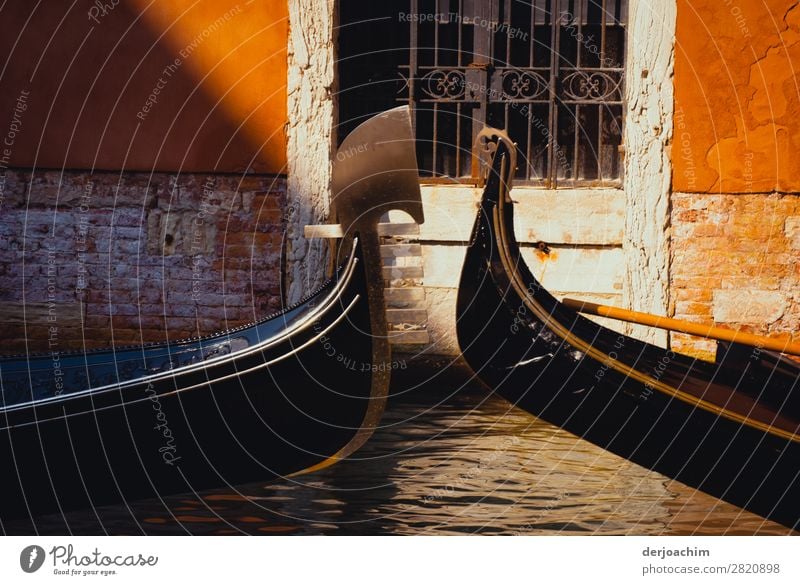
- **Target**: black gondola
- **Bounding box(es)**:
[456,128,800,529]
[0,107,423,521]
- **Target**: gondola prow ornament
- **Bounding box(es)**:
[304,106,424,471]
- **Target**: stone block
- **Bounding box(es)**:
[785,216,800,249]
[712,289,787,325]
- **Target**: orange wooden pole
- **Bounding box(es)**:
[562,298,800,357]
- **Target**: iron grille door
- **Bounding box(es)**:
[399,0,627,187]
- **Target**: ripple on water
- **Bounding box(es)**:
[2,379,795,535]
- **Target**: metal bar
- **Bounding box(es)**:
[562,298,800,357]
[416,176,478,185]
[410,0,419,145]
[573,2,583,183]
[619,0,627,68]
[559,100,623,105]
[506,0,512,66]
[527,102,533,180]
[598,103,604,179]
[456,0,464,177]
[434,1,440,67]
[432,1,441,175]
[547,0,561,187]
[601,0,607,65]
[618,0,627,183]
[530,0,535,67]
[576,0,582,68]
[463,0,475,34]
[573,103,580,180]
[458,0,464,65]
[469,0,492,180]
[432,103,439,175]
[456,102,462,176]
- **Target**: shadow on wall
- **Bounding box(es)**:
[0,0,287,172]
[0,0,290,352]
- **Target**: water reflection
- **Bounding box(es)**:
[3,366,794,535]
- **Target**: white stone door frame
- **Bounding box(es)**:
[285,0,336,304]
[286,0,678,350]
[622,0,677,346]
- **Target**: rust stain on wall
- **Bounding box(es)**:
[674,0,800,192]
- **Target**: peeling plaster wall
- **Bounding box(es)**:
[671,0,800,359]
[622,0,677,347]
[286,0,336,303]
[674,0,800,193]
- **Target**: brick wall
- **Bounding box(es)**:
[670,193,800,359]
[0,170,286,354]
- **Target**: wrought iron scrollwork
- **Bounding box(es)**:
[389,0,628,185]
[561,71,622,102]
[501,69,549,101]
[419,68,466,100]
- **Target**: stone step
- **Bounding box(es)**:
[388,329,430,345]
[385,287,426,306]
[383,265,424,280]
[380,244,422,259]
[386,308,428,324]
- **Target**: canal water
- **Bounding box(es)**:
[3,361,793,535]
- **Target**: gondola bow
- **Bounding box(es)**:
[0,107,423,522]
[456,127,800,529]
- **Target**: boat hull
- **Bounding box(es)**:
[0,243,373,521]
[457,133,800,529]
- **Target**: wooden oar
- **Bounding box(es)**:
[561,297,800,356]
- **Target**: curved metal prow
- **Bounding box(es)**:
[332,106,424,229]
[298,106,424,474]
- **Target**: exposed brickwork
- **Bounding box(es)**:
[670,193,800,359]
[0,170,286,353]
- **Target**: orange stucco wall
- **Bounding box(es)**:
[0,0,287,173]
[671,0,800,359]
[674,0,800,193]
